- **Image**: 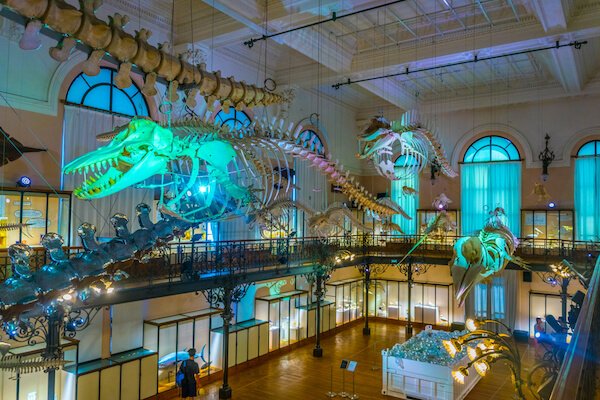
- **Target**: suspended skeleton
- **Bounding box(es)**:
[357,110,457,181]
[64,112,405,225]
[449,207,527,305]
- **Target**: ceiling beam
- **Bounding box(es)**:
[527,0,585,92]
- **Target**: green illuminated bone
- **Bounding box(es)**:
[64,117,404,223]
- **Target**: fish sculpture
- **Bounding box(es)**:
[0,127,45,167]
[402,186,417,196]
[449,207,526,305]
[63,115,405,225]
[357,110,457,181]
[158,344,211,370]
[532,183,551,203]
[432,193,452,210]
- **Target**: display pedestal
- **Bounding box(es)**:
[381,350,480,400]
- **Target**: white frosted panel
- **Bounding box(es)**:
[77,311,103,363]
[248,326,259,360]
[258,324,269,356]
[228,333,236,366]
[143,324,158,351]
[100,366,120,400]
[210,332,223,368]
[121,361,140,400]
[178,320,194,353]
[18,369,47,400]
[530,295,546,337]
[78,373,99,400]
[236,329,248,364]
[60,371,77,400]
[399,282,409,320]
[112,302,143,354]
[194,317,210,355]
[546,296,563,324]
[436,286,450,325]
[308,309,315,337]
[330,308,336,331]
[140,355,158,399]
[158,324,176,359]
[412,284,424,323]
[2,369,16,400]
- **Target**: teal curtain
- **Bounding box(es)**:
[461,162,521,235]
[391,168,419,234]
[575,157,600,241]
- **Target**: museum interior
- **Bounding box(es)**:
[0,0,598,399]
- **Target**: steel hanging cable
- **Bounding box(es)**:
[243,0,408,48]
[332,40,588,89]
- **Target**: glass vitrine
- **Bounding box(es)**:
[325,278,364,326]
[296,300,336,337]
[521,209,574,249]
[528,291,572,337]
[369,279,453,326]
[0,188,71,248]
[210,319,269,368]
[417,209,460,239]
[143,308,222,393]
[255,290,308,351]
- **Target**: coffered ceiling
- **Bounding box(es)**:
[104,0,600,114]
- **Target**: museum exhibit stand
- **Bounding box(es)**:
[255,289,308,350]
[325,277,364,326]
[417,209,460,238]
[368,279,453,327]
[143,307,222,393]
[211,318,269,369]
[521,209,574,252]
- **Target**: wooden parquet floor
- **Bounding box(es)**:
[184,321,534,400]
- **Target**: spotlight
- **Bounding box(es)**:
[548,201,556,208]
[16,176,31,188]
[199,185,210,193]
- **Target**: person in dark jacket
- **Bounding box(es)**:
[179,348,200,398]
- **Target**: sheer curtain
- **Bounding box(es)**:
[62,106,154,242]
[391,167,418,234]
[294,158,328,237]
[575,157,600,241]
[461,161,521,235]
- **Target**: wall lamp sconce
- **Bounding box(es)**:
[539,134,555,182]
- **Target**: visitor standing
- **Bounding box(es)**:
[179,348,200,399]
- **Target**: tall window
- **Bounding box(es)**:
[66,68,149,117]
[296,129,325,156]
[474,278,506,319]
[214,108,251,131]
[461,135,521,235]
[575,140,600,241]
[474,284,488,318]
[391,155,419,234]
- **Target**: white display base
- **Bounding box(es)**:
[381,350,481,400]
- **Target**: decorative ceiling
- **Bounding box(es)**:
[97,0,600,114]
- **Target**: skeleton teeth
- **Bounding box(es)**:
[102,160,107,169]
[96,162,102,171]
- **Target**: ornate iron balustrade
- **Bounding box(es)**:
[0,234,596,286]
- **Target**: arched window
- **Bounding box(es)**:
[390,154,419,235]
[296,129,325,156]
[214,109,251,130]
[461,135,521,235]
[463,135,520,163]
[575,140,600,240]
[66,68,149,117]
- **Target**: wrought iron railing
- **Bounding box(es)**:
[0,234,598,285]
[549,256,600,400]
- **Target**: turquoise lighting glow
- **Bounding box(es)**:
[575,141,600,240]
[214,109,251,131]
[296,129,325,156]
[391,155,419,234]
[463,135,520,163]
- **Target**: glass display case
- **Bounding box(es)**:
[325,278,363,326]
[210,319,269,368]
[1,338,78,400]
[528,291,572,337]
[143,308,222,393]
[63,347,157,400]
[367,279,452,326]
[521,210,574,249]
[255,289,308,351]
[296,300,336,337]
[417,209,460,239]
[0,188,71,248]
